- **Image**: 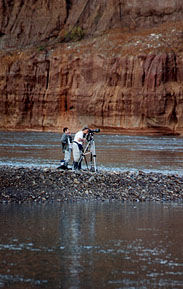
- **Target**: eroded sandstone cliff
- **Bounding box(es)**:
[1,0,183,134]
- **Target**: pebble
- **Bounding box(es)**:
[0,166,183,203]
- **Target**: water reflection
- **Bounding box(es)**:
[1,131,183,174]
[1,202,183,288]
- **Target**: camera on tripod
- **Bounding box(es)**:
[79,128,100,172]
[88,128,100,134]
[87,128,100,141]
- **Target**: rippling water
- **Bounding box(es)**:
[1,131,183,174]
[1,132,183,288]
[0,202,183,289]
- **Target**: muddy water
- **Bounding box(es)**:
[1,131,183,174]
[0,202,183,289]
[1,132,183,288]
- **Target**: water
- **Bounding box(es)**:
[1,131,183,174]
[1,131,183,288]
[0,202,183,289]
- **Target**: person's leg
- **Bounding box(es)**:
[64,150,71,168]
[73,143,81,170]
[78,157,82,170]
[77,148,83,170]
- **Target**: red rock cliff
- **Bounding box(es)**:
[1,0,183,135]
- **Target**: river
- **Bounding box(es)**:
[1,202,183,288]
[0,132,183,288]
[1,131,183,174]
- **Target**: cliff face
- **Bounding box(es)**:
[1,0,183,134]
[1,0,183,49]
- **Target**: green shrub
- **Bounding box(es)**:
[64,26,85,42]
[37,46,45,51]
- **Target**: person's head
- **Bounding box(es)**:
[63,127,69,134]
[82,126,89,134]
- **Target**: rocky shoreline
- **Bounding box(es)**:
[0,166,183,203]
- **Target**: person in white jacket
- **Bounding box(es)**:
[72,126,89,171]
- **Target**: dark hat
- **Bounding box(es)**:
[82,126,89,131]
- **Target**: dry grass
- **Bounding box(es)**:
[59,20,183,58]
[1,20,183,59]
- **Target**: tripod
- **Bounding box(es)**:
[78,133,97,172]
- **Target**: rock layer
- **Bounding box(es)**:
[1,1,183,134]
[1,38,183,134]
[1,0,183,49]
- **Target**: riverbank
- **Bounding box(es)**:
[1,166,183,203]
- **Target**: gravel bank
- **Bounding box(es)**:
[0,166,183,203]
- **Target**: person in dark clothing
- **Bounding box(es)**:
[60,127,72,169]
